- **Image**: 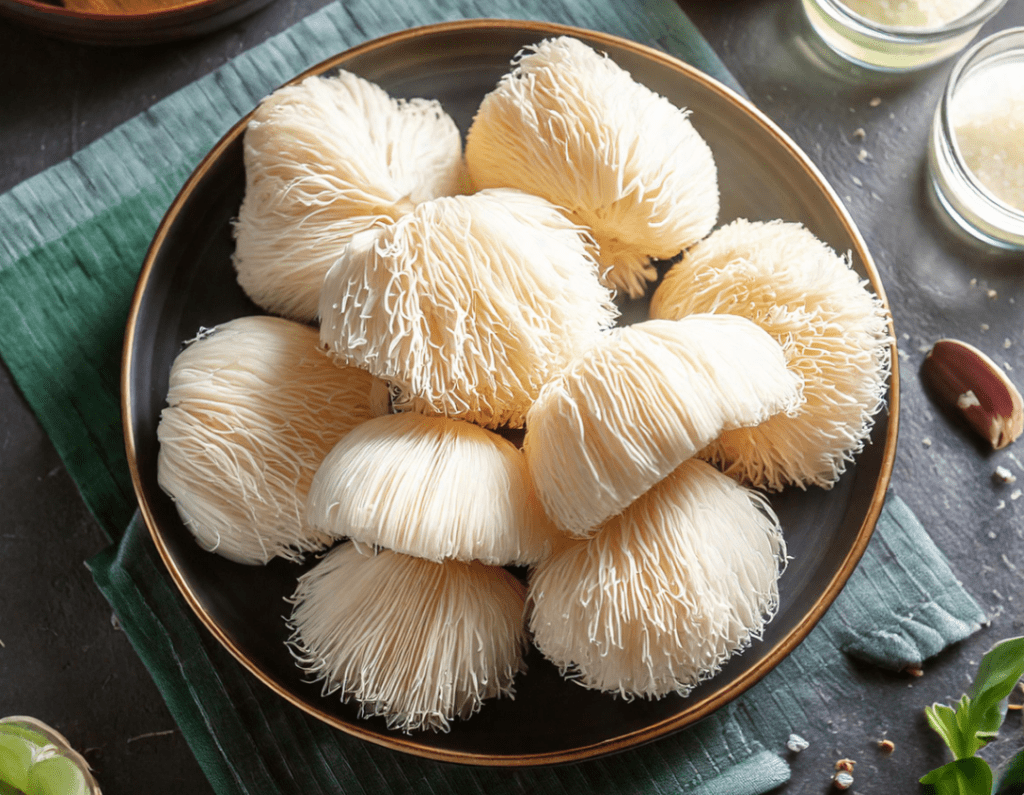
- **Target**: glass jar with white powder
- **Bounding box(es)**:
[929,27,1024,248]
[803,0,1006,71]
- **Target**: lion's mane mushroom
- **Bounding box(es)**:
[650,218,892,491]
[523,315,803,536]
[156,316,385,565]
[465,36,719,298]
[528,458,785,700]
[305,412,560,565]
[288,544,528,733]
[233,70,466,321]
[319,188,618,429]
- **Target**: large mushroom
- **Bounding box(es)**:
[466,36,719,298]
[319,188,618,429]
[650,218,892,491]
[528,458,785,700]
[523,315,803,535]
[233,70,466,321]
[288,544,528,733]
[156,316,384,564]
[305,412,560,566]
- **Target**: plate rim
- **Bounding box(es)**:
[121,17,901,767]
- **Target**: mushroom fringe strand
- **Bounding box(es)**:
[466,36,719,298]
[156,316,384,565]
[233,70,466,321]
[650,218,892,491]
[319,189,618,428]
[524,315,803,535]
[305,412,560,565]
[528,459,785,700]
[287,544,528,733]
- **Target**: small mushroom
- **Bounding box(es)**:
[288,544,528,733]
[651,218,892,491]
[319,189,617,428]
[466,36,719,298]
[157,316,383,565]
[233,70,466,321]
[523,315,803,535]
[305,412,560,565]
[528,458,785,700]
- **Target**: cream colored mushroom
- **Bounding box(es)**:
[157,315,385,565]
[529,458,785,700]
[465,36,719,298]
[650,218,892,491]
[233,70,466,321]
[305,412,560,565]
[523,315,803,536]
[318,188,618,429]
[288,544,528,733]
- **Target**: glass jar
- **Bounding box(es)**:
[801,0,1007,71]
[928,27,1024,249]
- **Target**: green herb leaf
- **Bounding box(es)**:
[970,637,1024,741]
[993,747,1024,795]
[927,703,970,759]
[919,757,993,795]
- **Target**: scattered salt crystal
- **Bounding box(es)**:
[989,531,998,539]
[987,288,998,299]
[922,437,933,447]
[1004,338,1013,349]
[852,175,864,186]
[997,499,1006,510]
[787,734,810,752]
[971,278,978,286]
[839,0,985,28]
[1012,489,1023,500]
[833,771,854,790]
[980,322,989,331]
[994,465,1018,484]
[854,127,866,139]
[858,148,871,162]
[951,60,1024,212]
[869,96,882,107]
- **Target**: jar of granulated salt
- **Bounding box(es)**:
[802,0,1006,70]
[929,27,1024,248]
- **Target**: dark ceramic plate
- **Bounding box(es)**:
[0,0,274,45]
[122,19,899,766]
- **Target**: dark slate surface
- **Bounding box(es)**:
[1,2,1022,794]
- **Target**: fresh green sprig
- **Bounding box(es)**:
[921,636,1024,795]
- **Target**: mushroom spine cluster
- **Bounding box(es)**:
[155,36,891,733]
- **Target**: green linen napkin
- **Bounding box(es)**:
[0,1,986,793]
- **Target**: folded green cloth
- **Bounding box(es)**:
[0,1,986,793]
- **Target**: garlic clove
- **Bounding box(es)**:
[921,338,1023,450]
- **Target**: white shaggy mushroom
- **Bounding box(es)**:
[650,218,892,491]
[157,316,385,565]
[319,188,618,429]
[523,315,803,536]
[528,458,785,700]
[288,544,528,733]
[465,36,719,298]
[233,70,466,321]
[306,412,560,565]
